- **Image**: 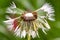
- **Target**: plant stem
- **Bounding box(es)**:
[28,34,31,40]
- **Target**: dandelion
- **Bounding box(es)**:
[4,2,55,40]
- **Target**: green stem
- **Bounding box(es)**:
[28,34,31,40]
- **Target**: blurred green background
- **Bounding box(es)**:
[0,0,60,40]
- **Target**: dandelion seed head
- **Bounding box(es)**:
[4,2,55,39]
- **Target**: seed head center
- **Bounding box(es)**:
[25,13,33,17]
